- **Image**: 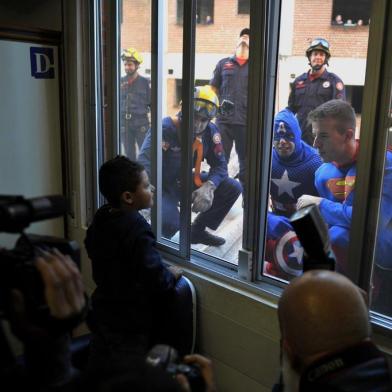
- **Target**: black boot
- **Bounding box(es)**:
[191,226,225,246]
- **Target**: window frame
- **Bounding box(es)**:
[238,0,250,15]
[93,0,392,334]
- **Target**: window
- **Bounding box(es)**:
[97,0,392,331]
[177,0,214,25]
[238,0,250,15]
[331,0,371,26]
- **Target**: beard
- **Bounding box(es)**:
[311,63,323,71]
[281,351,300,392]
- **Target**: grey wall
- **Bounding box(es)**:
[0,0,62,31]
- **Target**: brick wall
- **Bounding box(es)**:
[121,0,151,52]
[168,0,250,53]
[120,0,249,54]
[293,0,369,58]
[120,1,368,58]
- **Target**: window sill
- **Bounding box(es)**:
[160,248,281,309]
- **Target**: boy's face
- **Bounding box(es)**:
[131,170,155,210]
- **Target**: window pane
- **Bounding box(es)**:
[262,0,371,282]
[156,0,184,247]
[120,2,152,163]
[370,98,392,318]
[120,1,186,250]
[191,1,248,264]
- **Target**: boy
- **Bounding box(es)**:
[85,156,181,378]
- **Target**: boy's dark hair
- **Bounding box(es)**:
[99,156,145,207]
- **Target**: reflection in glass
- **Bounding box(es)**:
[191,8,250,264]
[263,0,371,283]
[370,102,392,318]
[119,3,152,161]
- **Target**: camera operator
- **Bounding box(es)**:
[97,353,216,392]
[1,249,86,391]
[275,270,392,391]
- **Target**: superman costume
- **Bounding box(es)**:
[316,147,392,274]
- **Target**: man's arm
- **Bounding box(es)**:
[138,128,152,177]
[287,81,298,114]
[133,222,181,292]
[297,195,352,228]
[209,61,222,92]
[204,125,228,187]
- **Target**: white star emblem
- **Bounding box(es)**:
[289,241,304,264]
[271,170,301,198]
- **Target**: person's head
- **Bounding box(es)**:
[278,270,371,386]
[192,85,219,136]
[99,156,154,210]
[306,38,330,71]
[334,14,343,23]
[357,19,364,26]
[309,99,356,163]
[273,109,303,159]
[236,28,250,55]
[121,48,143,77]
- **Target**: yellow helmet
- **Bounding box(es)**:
[193,85,219,119]
[121,48,143,64]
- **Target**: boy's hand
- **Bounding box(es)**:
[168,265,183,281]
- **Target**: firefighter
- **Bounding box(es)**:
[120,48,151,160]
[287,38,346,146]
[139,86,242,246]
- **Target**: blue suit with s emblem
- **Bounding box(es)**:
[139,116,242,238]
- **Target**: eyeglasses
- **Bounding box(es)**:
[310,38,330,49]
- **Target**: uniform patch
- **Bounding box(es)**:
[162,141,170,151]
[295,80,305,89]
[214,144,223,155]
[336,82,344,91]
[213,133,222,144]
[223,62,235,70]
[323,81,330,88]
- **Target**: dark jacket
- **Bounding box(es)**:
[85,206,176,335]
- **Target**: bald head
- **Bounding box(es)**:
[278,270,370,368]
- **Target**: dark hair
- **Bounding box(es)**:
[239,28,250,37]
[99,156,145,207]
[307,99,356,134]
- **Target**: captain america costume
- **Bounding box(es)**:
[271,109,322,218]
[264,212,304,281]
[139,116,242,238]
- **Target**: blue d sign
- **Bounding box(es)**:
[30,47,55,79]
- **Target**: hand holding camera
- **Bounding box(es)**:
[146,344,214,392]
[177,354,216,392]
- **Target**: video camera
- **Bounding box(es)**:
[0,194,80,324]
[146,344,205,392]
[290,204,336,272]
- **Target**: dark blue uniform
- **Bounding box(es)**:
[210,56,248,190]
[120,74,151,160]
[139,116,242,238]
[288,69,346,145]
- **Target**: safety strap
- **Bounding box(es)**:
[171,116,203,187]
